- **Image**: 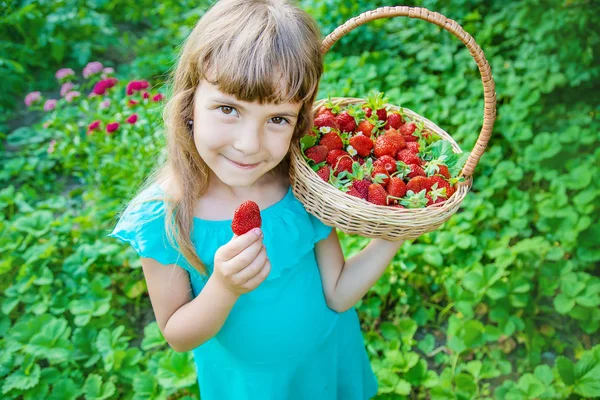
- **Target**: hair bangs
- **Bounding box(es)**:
[197,2,321,106]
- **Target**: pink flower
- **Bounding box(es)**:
[88,120,101,133]
[92,78,118,95]
[126,80,150,95]
[56,68,75,80]
[128,99,138,107]
[126,114,138,124]
[60,82,74,97]
[152,93,164,102]
[44,99,57,111]
[99,99,111,109]
[24,91,42,107]
[142,91,149,99]
[83,61,103,79]
[100,67,114,79]
[106,122,120,133]
[65,91,81,102]
[48,140,57,154]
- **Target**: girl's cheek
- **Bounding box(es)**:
[198,120,232,149]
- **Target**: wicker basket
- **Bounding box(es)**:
[289,6,497,240]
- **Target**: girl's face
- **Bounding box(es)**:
[192,80,302,189]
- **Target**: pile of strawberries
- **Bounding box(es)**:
[301,93,463,208]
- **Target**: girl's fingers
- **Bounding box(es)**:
[243,259,271,290]
[232,245,268,283]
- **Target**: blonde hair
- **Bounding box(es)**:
[123,0,323,277]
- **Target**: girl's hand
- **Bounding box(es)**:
[213,228,271,295]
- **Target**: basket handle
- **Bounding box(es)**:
[321,6,497,179]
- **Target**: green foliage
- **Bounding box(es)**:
[1,0,599,398]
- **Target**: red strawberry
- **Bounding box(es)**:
[396,149,421,165]
[406,176,430,194]
[357,120,376,137]
[231,201,262,236]
[404,133,418,143]
[347,187,364,199]
[387,177,407,199]
[374,134,403,158]
[336,111,356,133]
[425,181,449,205]
[367,183,388,206]
[406,142,420,153]
[316,106,334,117]
[349,134,373,157]
[333,156,353,176]
[314,113,338,130]
[316,165,330,182]
[384,129,406,150]
[376,108,387,122]
[319,132,343,151]
[438,165,451,179]
[304,145,328,164]
[426,193,446,206]
[427,176,455,197]
[385,112,404,130]
[371,165,390,186]
[352,155,366,165]
[362,106,373,118]
[352,179,371,199]
[407,164,426,179]
[326,149,348,165]
[373,155,397,173]
[399,123,417,136]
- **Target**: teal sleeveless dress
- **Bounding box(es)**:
[108,183,378,399]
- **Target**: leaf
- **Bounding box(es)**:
[141,322,166,351]
[379,322,398,341]
[573,346,600,396]
[83,374,116,400]
[2,363,41,394]
[300,134,317,152]
[517,373,545,398]
[12,211,54,237]
[48,378,81,400]
[422,246,443,267]
[534,364,554,386]
[155,351,197,389]
[394,378,412,395]
[555,356,575,386]
[132,373,157,400]
[417,334,435,354]
[554,293,575,314]
[462,271,485,293]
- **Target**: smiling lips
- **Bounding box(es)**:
[226,157,261,169]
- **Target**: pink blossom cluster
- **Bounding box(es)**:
[92,78,119,96]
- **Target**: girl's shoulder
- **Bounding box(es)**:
[107,183,194,273]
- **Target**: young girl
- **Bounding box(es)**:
[108,0,404,398]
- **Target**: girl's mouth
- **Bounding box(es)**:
[225,156,261,169]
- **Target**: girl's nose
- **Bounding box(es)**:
[233,122,262,155]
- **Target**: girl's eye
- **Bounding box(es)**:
[215,106,289,125]
[217,106,237,115]
[270,117,289,125]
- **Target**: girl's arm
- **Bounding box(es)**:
[315,229,404,313]
[141,257,239,353]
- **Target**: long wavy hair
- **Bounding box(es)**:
[122,0,323,277]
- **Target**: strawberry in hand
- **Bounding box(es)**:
[231,201,262,236]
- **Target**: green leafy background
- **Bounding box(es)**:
[1,0,599,398]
